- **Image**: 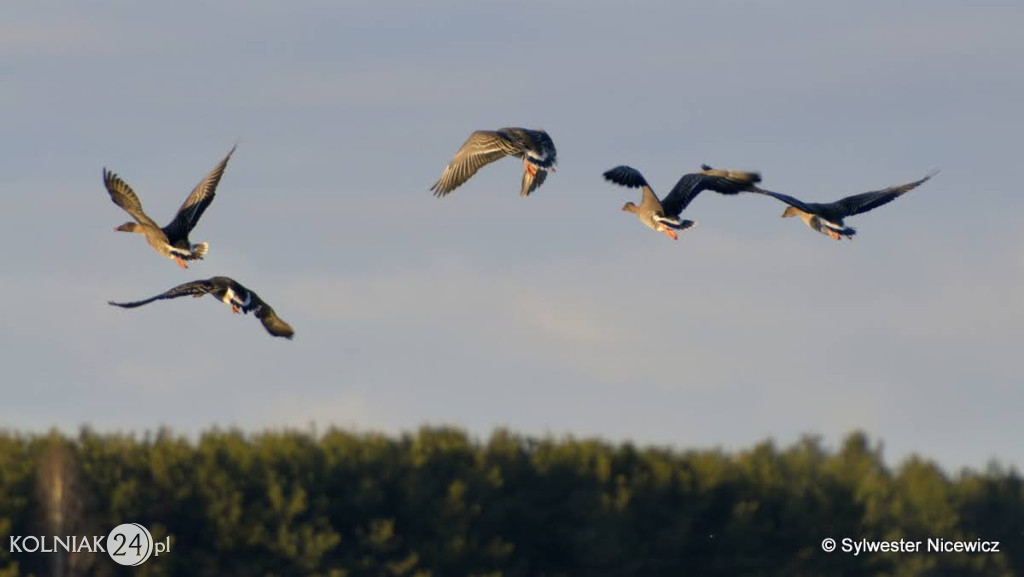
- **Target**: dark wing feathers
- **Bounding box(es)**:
[660,169,761,216]
[109,277,294,339]
[431,131,516,196]
[603,166,665,213]
[832,171,937,217]
[659,174,704,215]
[748,188,817,214]
[251,296,295,339]
[230,282,295,339]
[163,146,236,241]
[107,279,216,309]
[517,129,557,169]
[604,164,760,217]
[602,165,649,189]
[102,169,161,228]
[520,167,548,197]
[667,219,697,232]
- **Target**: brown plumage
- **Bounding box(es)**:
[103,146,235,267]
[431,128,557,197]
[604,164,762,239]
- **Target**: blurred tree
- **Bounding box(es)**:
[0,428,1018,577]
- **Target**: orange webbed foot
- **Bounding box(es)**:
[523,159,538,177]
[175,257,188,269]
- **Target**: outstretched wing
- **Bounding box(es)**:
[748,188,817,214]
[163,145,236,241]
[602,165,649,189]
[102,169,161,228]
[832,171,938,217]
[660,168,761,217]
[430,131,518,196]
[603,165,663,212]
[244,292,295,339]
[107,279,216,309]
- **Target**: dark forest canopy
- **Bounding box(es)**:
[0,427,1021,577]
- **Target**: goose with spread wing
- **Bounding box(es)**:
[739,169,938,240]
[602,165,762,239]
[103,146,235,268]
[108,276,294,339]
[431,128,557,197]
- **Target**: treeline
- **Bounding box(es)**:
[0,427,1021,577]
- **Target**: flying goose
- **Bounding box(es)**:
[738,169,938,240]
[431,128,557,197]
[103,146,236,268]
[108,276,294,339]
[603,165,762,239]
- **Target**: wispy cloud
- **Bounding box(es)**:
[0,23,108,56]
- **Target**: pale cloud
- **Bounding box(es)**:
[108,360,200,397]
[248,388,396,434]
[270,65,504,108]
[275,224,1021,406]
[0,24,108,56]
[856,7,1024,60]
[515,296,616,345]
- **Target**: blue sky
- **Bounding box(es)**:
[1,1,1022,471]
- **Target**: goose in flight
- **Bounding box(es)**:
[103,146,236,268]
[108,276,294,339]
[738,168,938,240]
[603,164,762,239]
[431,128,557,197]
